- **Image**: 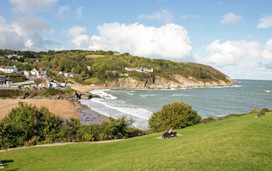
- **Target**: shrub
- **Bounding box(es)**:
[0,102,63,149]
[200,117,215,123]
[250,109,260,114]
[148,102,201,132]
[261,108,271,113]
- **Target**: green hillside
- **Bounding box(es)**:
[0,49,231,85]
[1,112,271,170]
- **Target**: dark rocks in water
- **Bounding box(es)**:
[80,93,92,100]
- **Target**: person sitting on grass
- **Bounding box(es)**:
[168,128,173,134]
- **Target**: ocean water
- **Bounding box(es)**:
[80,80,272,130]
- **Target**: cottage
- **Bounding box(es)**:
[0,75,6,84]
[0,65,18,74]
[0,75,12,85]
[30,68,47,77]
[124,67,153,73]
[120,73,129,77]
[23,71,31,76]
[64,73,76,77]
[87,66,92,71]
[113,51,121,56]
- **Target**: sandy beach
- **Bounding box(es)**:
[0,99,80,120]
[71,85,114,93]
[0,99,109,124]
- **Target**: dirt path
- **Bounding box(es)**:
[0,139,124,153]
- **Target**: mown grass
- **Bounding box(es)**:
[1,113,271,170]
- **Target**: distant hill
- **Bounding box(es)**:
[0,49,232,88]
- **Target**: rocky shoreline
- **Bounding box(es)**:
[73,100,109,125]
[105,75,233,89]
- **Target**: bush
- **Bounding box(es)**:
[250,109,260,114]
[0,102,63,149]
[200,117,215,123]
[148,102,201,132]
[0,103,139,149]
[0,89,24,98]
[261,108,271,113]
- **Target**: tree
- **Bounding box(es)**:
[148,102,201,132]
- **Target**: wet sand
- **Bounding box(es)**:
[74,100,109,124]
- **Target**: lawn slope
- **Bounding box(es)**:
[1,113,272,170]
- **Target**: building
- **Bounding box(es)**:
[30,68,47,77]
[64,73,76,77]
[120,73,129,77]
[0,75,6,84]
[113,51,121,56]
[125,67,153,73]
[0,75,12,85]
[87,66,92,71]
[0,65,18,74]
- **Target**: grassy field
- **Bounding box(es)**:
[1,113,271,170]
[85,55,106,58]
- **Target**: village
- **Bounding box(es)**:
[0,53,154,90]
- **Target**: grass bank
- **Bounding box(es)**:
[1,113,271,170]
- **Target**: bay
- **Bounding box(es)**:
[80,80,272,130]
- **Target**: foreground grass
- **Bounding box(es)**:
[1,113,272,170]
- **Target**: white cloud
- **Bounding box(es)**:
[221,13,242,24]
[257,15,272,29]
[262,39,272,60]
[138,10,173,23]
[76,6,83,19]
[0,15,57,51]
[13,17,54,34]
[56,5,70,19]
[64,23,194,61]
[9,0,57,14]
[206,39,263,66]
[202,39,272,79]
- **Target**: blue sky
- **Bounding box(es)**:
[0,0,272,80]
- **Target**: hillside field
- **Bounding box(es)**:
[1,113,271,170]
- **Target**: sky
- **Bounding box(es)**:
[0,0,272,80]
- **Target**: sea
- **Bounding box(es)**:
[80,80,272,130]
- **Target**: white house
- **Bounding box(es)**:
[87,66,92,71]
[30,68,47,77]
[125,67,153,73]
[64,73,76,77]
[31,68,40,77]
[0,65,18,73]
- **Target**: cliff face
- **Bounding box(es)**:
[105,74,233,89]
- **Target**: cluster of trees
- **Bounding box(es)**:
[0,103,141,149]
[148,102,201,132]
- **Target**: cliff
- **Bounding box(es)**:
[105,74,233,89]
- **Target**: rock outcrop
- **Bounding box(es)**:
[105,74,233,89]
